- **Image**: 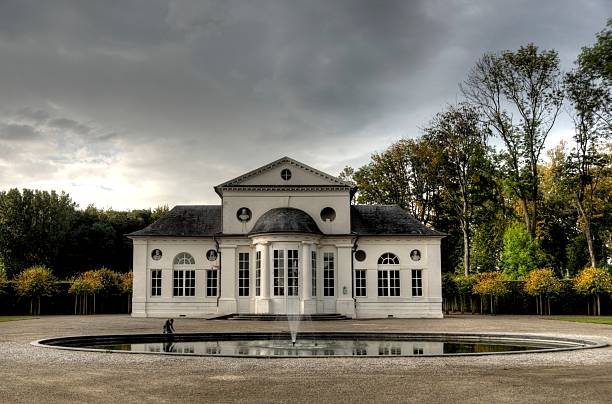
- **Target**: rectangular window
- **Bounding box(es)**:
[255,251,261,297]
[207,269,218,297]
[238,252,250,297]
[323,252,335,297]
[355,269,366,297]
[311,251,317,297]
[151,269,162,297]
[287,249,299,296]
[411,269,423,297]
[173,269,195,297]
[273,250,284,296]
[378,270,400,297]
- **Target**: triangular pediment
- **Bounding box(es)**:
[215,157,352,194]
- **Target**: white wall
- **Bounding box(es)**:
[222,190,351,235]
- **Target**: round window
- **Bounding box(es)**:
[236,207,252,222]
[354,250,366,262]
[281,168,292,181]
[320,207,336,222]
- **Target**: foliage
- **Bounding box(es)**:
[351,138,442,226]
[423,103,490,275]
[501,222,542,280]
[0,189,76,278]
[454,274,478,297]
[472,272,508,297]
[119,271,133,295]
[13,265,57,315]
[574,266,612,316]
[524,268,562,297]
[574,267,612,296]
[462,44,564,237]
[577,18,612,82]
[69,271,104,296]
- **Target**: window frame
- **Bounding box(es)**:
[173,269,195,297]
[323,252,335,297]
[355,269,366,297]
[151,269,162,297]
[238,252,250,297]
[377,269,400,297]
[411,269,423,297]
[311,250,317,297]
[207,269,218,297]
[255,251,261,297]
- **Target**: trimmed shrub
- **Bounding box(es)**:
[524,268,562,315]
[574,267,612,316]
[13,265,57,315]
[473,272,508,314]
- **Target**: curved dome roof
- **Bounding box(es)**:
[249,208,322,235]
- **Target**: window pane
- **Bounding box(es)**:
[151,270,162,297]
[355,269,366,297]
[273,250,284,296]
[412,269,423,296]
[288,250,298,296]
[323,252,334,296]
[239,252,250,297]
[173,270,183,296]
[207,270,218,297]
[311,251,317,297]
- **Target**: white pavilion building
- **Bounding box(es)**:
[129,157,444,318]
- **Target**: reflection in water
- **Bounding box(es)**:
[96,338,553,357]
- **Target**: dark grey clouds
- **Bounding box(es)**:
[0,0,608,209]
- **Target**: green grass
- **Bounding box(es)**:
[0,316,34,322]
[550,316,612,325]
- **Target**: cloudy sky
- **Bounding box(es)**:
[0,0,609,210]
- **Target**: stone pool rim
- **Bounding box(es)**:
[31,331,608,358]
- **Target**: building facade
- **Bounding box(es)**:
[129,157,444,318]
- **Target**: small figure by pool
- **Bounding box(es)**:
[163,319,175,334]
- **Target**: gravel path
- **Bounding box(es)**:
[1,315,612,403]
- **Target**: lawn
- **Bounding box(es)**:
[550,316,612,325]
[0,316,34,322]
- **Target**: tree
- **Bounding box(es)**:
[462,44,564,237]
[563,42,612,268]
[574,267,612,316]
[423,103,490,275]
[578,19,612,83]
[524,268,562,315]
[0,189,76,278]
[351,138,442,225]
[69,271,103,315]
[501,222,542,280]
[472,272,508,314]
[13,265,57,315]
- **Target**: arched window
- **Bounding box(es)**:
[377,253,400,297]
[378,253,399,265]
[174,252,195,265]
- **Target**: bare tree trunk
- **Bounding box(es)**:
[576,200,597,268]
[462,217,470,276]
[596,294,601,316]
[518,198,534,237]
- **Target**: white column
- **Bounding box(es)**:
[130,238,148,317]
[300,241,316,314]
[258,242,271,313]
[218,244,237,314]
[335,243,355,317]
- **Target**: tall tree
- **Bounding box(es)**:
[563,63,611,267]
[423,103,490,275]
[351,138,442,225]
[0,189,76,278]
[461,44,564,237]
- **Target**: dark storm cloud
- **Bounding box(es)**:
[0,123,40,141]
[0,0,608,208]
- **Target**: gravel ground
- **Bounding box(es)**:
[1,315,612,403]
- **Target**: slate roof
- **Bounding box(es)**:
[127,205,222,237]
[350,205,444,236]
[249,207,322,235]
[128,204,443,237]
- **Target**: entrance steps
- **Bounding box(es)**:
[211,313,351,321]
